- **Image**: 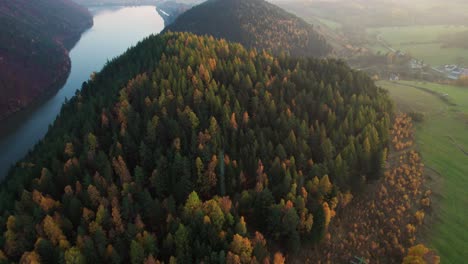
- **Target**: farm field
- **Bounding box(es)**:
[378,80,468,263]
[315,16,341,30]
[368,26,468,66]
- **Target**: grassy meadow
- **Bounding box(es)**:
[315,16,341,30]
[368,26,468,66]
[378,80,468,263]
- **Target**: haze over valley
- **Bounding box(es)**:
[0,0,466,263]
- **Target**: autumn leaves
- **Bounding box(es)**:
[304,115,438,263]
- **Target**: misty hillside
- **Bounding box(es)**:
[271,0,468,27]
[164,0,332,57]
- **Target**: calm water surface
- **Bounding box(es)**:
[0,6,164,179]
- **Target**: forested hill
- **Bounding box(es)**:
[156,1,195,26]
[0,32,392,262]
[164,0,332,58]
[0,0,92,120]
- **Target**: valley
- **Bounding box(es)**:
[0,0,466,263]
[367,25,468,67]
[275,1,468,77]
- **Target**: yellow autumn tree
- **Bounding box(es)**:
[403,244,440,264]
[235,216,247,235]
[64,247,85,264]
[415,210,425,225]
[319,175,332,195]
[43,215,68,248]
[323,202,332,229]
[64,142,74,157]
[230,234,253,263]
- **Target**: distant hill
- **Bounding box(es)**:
[164,0,332,57]
[72,0,205,7]
[0,0,92,120]
[156,1,196,26]
[72,0,158,6]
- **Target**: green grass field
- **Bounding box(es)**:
[378,80,468,263]
[368,25,468,66]
[315,16,341,30]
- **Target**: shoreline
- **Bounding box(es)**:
[0,19,93,123]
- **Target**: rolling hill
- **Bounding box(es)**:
[0,0,92,120]
[164,0,332,57]
[0,32,392,262]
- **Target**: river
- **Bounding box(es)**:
[0,6,164,179]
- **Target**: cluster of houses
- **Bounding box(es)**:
[409,59,425,70]
[387,60,468,81]
[434,64,468,80]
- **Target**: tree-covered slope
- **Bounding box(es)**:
[156,1,196,27]
[0,0,92,120]
[164,0,332,58]
[0,32,392,262]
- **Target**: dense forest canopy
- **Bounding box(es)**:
[0,32,393,263]
[0,0,92,120]
[164,0,332,58]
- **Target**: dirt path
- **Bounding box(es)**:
[446,135,468,156]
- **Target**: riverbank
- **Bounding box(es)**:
[0,6,164,180]
[0,26,94,122]
[0,3,93,121]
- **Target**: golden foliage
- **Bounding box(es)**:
[111,200,124,233]
[403,244,440,264]
[304,115,434,262]
[230,234,253,263]
[32,190,58,212]
[226,251,242,264]
[19,251,40,264]
[273,252,286,264]
[112,156,131,184]
[64,142,74,157]
[42,215,68,247]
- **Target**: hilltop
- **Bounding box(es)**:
[0,32,392,262]
[0,0,92,120]
[164,0,332,57]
